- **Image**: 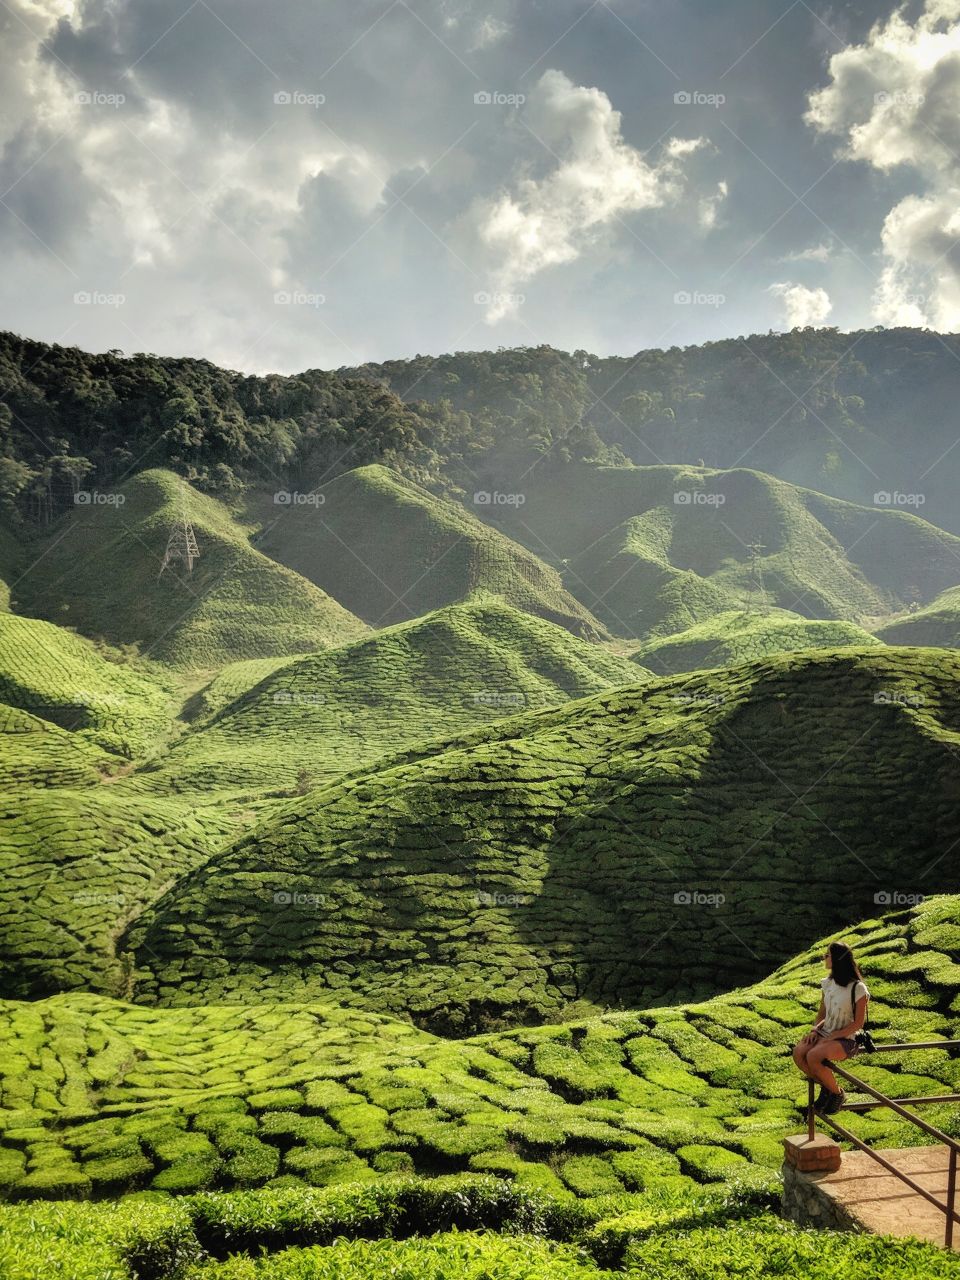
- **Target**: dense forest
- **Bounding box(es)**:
[2,327,959,528]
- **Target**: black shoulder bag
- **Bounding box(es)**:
[851,980,875,1054]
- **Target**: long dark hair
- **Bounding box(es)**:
[829,941,862,988]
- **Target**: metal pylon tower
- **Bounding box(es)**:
[747,541,767,609]
[158,481,200,579]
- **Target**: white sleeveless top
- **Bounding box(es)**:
[821,975,869,1035]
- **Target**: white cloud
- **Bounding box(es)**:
[806,0,960,327]
[768,281,833,328]
[779,241,833,263]
[468,69,710,322]
[698,179,728,230]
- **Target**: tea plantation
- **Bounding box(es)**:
[131,647,960,1029]
[878,587,960,649]
[135,598,645,796]
[15,470,368,669]
[245,465,608,639]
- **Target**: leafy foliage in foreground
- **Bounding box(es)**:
[132,647,960,1027]
[4,898,960,1201]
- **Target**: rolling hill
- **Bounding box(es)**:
[13,470,367,670]
[474,464,960,639]
[135,598,645,797]
[632,609,882,676]
[876,587,960,650]
[245,465,608,640]
[128,646,960,1032]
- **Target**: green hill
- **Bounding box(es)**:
[136,598,645,797]
[3,895,960,1203]
[0,707,118,788]
[632,609,883,676]
[478,464,960,640]
[129,646,960,1031]
[246,465,608,640]
[0,614,175,758]
[876,586,960,649]
[0,789,233,1000]
[14,470,367,669]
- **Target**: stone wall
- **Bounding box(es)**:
[782,1161,865,1232]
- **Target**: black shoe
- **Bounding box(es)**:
[821,1088,846,1116]
[812,1086,829,1113]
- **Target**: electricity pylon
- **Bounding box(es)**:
[158,481,200,578]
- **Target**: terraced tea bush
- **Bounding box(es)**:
[17,470,367,669]
[633,608,882,676]
[137,598,645,794]
[131,647,960,1029]
[3,899,960,1201]
[246,465,607,639]
[479,463,960,640]
[0,789,226,997]
[878,585,960,650]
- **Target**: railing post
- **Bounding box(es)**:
[807,1077,816,1142]
[947,1147,957,1249]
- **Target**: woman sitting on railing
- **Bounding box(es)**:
[792,940,869,1115]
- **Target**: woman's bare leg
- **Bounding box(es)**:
[806,1041,847,1093]
[792,1042,817,1078]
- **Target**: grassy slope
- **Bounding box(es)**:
[0,614,176,758]
[14,470,367,669]
[632,609,883,677]
[134,598,646,797]
[479,464,960,639]
[129,647,960,1030]
[0,788,240,1000]
[4,897,960,1203]
[0,707,119,788]
[246,465,608,640]
[877,586,960,649]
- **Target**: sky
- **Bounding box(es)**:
[1,0,959,372]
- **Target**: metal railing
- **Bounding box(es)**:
[806,1040,960,1248]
